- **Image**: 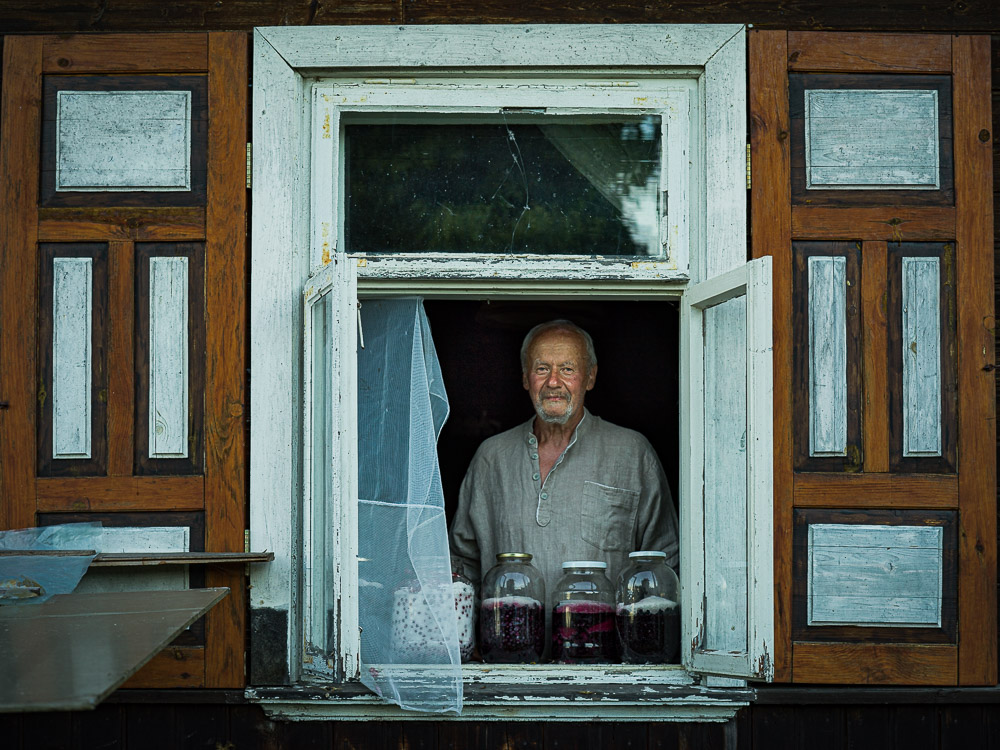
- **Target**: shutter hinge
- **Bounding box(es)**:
[746,143,751,190]
[246,143,252,189]
[244,529,250,554]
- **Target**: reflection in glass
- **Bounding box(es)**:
[345,118,662,256]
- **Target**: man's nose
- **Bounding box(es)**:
[546,370,561,386]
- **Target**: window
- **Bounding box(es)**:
[250,24,770,720]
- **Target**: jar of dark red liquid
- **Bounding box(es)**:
[551,561,617,664]
[615,551,680,664]
[479,552,545,663]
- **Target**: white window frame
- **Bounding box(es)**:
[250,24,760,721]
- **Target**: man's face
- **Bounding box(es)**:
[522,329,597,425]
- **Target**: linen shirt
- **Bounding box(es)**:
[449,409,678,609]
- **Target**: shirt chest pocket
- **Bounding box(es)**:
[580,481,640,552]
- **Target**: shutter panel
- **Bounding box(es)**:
[751,31,995,685]
[0,33,248,688]
[681,256,774,680]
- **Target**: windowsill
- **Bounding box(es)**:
[247,665,753,721]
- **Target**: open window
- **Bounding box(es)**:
[250,24,763,720]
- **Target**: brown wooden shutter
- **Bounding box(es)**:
[0,33,248,688]
[751,31,995,685]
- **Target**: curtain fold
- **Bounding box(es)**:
[356,298,460,714]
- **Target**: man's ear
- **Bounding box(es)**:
[522,370,529,390]
[586,364,597,391]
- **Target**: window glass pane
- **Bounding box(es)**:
[345,118,662,256]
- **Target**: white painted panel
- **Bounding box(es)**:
[902,257,942,456]
[804,89,939,189]
[53,526,190,594]
[702,296,749,653]
[808,256,847,457]
[808,523,943,627]
[149,256,189,458]
[56,90,192,191]
[682,256,773,681]
[52,257,93,459]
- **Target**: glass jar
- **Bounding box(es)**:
[479,552,545,663]
[615,551,680,664]
[551,561,617,664]
[452,557,476,662]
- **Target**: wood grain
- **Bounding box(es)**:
[38,208,206,242]
[41,33,208,73]
[793,473,958,508]
[791,207,956,241]
[121,646,206,688]
[952,34,996,686]
[108,241,135,477]
[0,37,41,531]
[787,33,952,73]
[792,643,957,685]
[36,476,205,511]
[886,243,958,474]
[204,31,248,689]
[862,241,889,472]
[749,29,792,682]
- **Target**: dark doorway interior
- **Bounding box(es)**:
[423,299,680,525]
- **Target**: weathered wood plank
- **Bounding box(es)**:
[804,89,940,189]
[41,33,208,73]
[51,257,93,459]
[787,32,952,73]
[953,34,996,686]
[148,256,189,458]
[107,240,135,477]
[808,524,943,627]
[791,206,956,241]
[36,476,205,511]
[703,297,748,653]
[901,256,942,456]
[38,207,206,241]
[0,36,41,531]
[793,473,958,508]
[121,646,206,689]
[260,24,744,71]
[792,643,957,684]
[748,28,792,682]
[204,30,249,690]
[808,255,848,456]
[861,241,889,472]
[56,90,192,191]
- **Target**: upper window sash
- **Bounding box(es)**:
[309,77,695,281]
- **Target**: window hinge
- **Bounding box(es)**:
[244,529,250,554]
[746,143,751,190]
[246,143,253,189]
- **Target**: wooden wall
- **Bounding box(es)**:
[4,695,1000,749]
[0,2,998,747]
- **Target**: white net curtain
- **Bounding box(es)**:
[356,298,462,714]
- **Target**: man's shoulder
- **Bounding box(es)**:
[469,420,530,465]
[587,414,654,452]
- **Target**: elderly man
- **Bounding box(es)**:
[449,319,678,608]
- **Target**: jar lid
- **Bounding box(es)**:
[562,560,607,569]
[497,552,533,561]
[628,550,667,559]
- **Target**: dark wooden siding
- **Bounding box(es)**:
[0,2,998,747]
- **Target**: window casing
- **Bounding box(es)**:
[250,24,768,720]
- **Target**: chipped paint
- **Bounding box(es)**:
[322,112,331,139]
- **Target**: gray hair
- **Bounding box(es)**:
[520,319,597,373]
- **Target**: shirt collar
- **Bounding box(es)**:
[523,407,591,445]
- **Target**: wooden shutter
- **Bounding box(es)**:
[0,33,248,688]
[751,31,995,685]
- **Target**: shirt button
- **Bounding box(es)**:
[540,492,548,500]
[532,472,540,481]
[531,453,538,460]
[528,437,537,445]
